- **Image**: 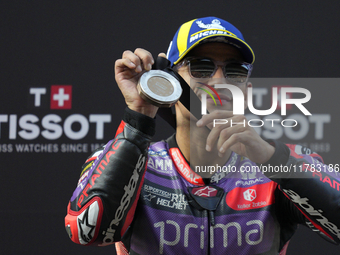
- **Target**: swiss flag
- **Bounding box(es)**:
[50,85,72,109]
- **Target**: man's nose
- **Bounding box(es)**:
[212,66,225,79]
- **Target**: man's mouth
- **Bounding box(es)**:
[206,93,232,105]
[195,82,232,106]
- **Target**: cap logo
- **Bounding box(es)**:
[189,19,238,44]
[196,19,226,30]
[167,17,255,65]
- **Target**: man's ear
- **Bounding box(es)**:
[244,82,252,110]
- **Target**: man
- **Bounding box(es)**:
[65,17,340,254]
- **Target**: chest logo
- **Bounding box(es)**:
[243,189,257,201]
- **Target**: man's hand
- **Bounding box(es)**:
[196,110,275,164]
[114,48,166,118]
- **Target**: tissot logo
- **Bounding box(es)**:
[0,85,111,153]
[50,85,72,109]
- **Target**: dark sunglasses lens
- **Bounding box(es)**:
[189,59,215,78]
[225,63,250,83]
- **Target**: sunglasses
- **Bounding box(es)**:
[180,57,253,83]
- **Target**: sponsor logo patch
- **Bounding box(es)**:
[77,201,99,244]
[192,186,218,197]
[226,182,276,211]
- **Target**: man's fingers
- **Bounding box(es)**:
[205,116,246,153]
[197,110,234,127]
[158,52,167,58]
[205,123,226,151]
[134,48,154,71]
[219,132,245,157]
[121,50,143,72]
[117,50,166,76]
[217,124,246,153]
[115,58,136,71]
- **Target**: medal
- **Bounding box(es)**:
[137,70,182,108]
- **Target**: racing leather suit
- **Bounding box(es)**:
[65,107,340,254]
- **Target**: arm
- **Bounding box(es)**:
[264,141,340,244]
[196,110,340,243]
[65,108,155,246]
[65,48,162,246]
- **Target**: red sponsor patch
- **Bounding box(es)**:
[192,186,218,197]
[303,163,340,191]
[226,182,276,211]
[50,85,72,109]
[115,120,126,137]
[169,148,204,185]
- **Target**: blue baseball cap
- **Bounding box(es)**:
[166,16,255,65]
